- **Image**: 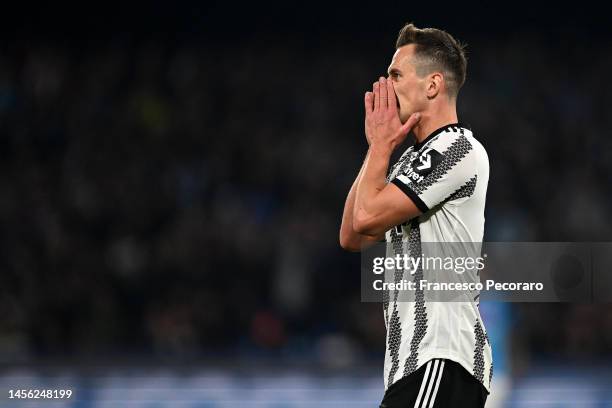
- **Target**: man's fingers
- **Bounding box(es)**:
[399,112,422,135]
[387,80,398,113]
[378,77,388,110]
[373,81,380,112]
[364,92,373,115]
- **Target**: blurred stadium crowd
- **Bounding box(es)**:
[0,27,611,376]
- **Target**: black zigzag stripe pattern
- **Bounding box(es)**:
[385,226,407,386]
[443,175,478,203]
[412,134,473,195]
[386,307,402,386]
[402,221,428,377]
[473,319,487,383]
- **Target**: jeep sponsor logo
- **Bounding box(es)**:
[402,165,426,184]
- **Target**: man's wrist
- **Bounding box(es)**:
[369,142,394,157]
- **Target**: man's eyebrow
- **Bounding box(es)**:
[388,68,402,75]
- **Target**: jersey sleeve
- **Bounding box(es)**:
[391,133,478,213]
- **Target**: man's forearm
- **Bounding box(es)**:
[353,145,393,223]
[340,151,381,251]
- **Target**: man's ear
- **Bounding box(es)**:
[426,72,443,100]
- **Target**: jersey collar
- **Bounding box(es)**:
[413,122,470,151]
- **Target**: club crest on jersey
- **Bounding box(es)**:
[401,147,442,183]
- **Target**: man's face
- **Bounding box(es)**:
[387,44,428,123]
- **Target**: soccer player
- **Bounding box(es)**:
[340,23,491,407]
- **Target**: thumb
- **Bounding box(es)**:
[399,112,421,135]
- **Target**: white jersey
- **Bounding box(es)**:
[383,123,493,393]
